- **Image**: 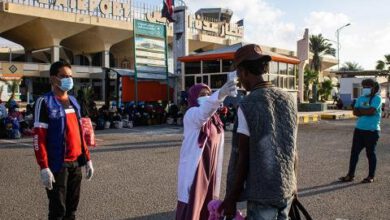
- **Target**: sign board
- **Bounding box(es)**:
[133,19,168,80]
[0,63,24,77]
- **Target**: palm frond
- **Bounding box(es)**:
[376,60,385,70]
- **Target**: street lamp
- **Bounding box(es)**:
[336,23,351,70]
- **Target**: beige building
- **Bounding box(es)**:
[0,0,243,103]
[0,0,337,104]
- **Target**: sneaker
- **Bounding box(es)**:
[361,177,374,183]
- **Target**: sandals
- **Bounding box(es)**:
[361,177,375,183]
[339,175,354,182]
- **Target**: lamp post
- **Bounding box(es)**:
[336,23,351,70]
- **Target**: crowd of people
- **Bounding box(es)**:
[77,95,237,131]
[0,99,34,139]
[0,97,238,140]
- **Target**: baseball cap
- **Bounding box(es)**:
[233,44,272,68]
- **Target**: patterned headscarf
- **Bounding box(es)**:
[187,84,223,148]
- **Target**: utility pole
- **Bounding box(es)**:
[336,23,351,70]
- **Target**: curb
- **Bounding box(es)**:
[298,114,320,124]
[321,113,355,120]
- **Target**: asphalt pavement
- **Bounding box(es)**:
[0,120,389,220]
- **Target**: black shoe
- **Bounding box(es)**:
[361,177,374,183]
[339,175,354,182]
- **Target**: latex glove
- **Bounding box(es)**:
[85,160,94,180]
[40,168,55,190]
[218,80,237,100]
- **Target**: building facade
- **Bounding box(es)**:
[0,0,337,105]
[0,0,243,103]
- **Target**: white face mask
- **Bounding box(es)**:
[197,96,210,106]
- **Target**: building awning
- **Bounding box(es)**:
[178,42,301,64]
[91,68,178,80]
[331,70,390,77]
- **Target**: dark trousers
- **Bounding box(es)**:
[348,128,379,178]
[46,165,82,220]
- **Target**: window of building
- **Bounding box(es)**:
[185,62,201,74]
[279,62,288,75]
[288,64,296,76]
[210,74,227,89]
[353,83,362,99]
[269,61,278,75]
[203,75,209,85]
[269,74,278,86]
[289,77,295,90]
[185,76,195,89]
[222,60,234,72]
[203,60,221,73]
[196,76,202,84]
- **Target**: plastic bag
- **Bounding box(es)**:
[81,117,96,148]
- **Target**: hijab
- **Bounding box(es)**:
[187,84,223,148]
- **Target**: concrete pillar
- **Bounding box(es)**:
[51,45,60,63]
[102,50,110,68]
[74,55,80,65]
[173,6,189,104]
[102,50,110,102]
[26,78,33,104]
[25,50,33,62]
[297,28,310,103]
[298,62,307,103]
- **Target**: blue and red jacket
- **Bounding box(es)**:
[33,92,91,172]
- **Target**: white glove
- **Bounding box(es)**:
[218,80,238,100]
[85,160,94,180]
[40,168,55,190]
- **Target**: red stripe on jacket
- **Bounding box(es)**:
[33,128,49,169]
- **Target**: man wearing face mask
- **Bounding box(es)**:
[339,79,381,183]
[33,61,94,220]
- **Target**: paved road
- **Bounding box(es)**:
[1,120,390,220]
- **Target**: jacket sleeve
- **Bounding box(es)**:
[33,97,49,169]
[184,90,224,128]
[83,137,91,161]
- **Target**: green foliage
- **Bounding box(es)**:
[318,80,333,101]
[376,54,390,70]
[304,69,319,101]
[77,86,95,117]
[340,62,363,71]
[0,78,21,107]
[310,34,336,72]
[0,85,3,99]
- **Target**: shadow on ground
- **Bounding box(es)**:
[298,181,361,197]
[123,211,174,220]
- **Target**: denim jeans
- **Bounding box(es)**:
[348,128,380,178]
[247,196,294,220]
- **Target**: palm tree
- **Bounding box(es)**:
[376,54,390,70]
[304,69,319,101]
[319,80,333,101]
[340,61,363,71]
[0,85,4,100]
[0,78,21,108]
[310,34,336,72]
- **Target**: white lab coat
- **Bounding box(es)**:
[177,90,225,203]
